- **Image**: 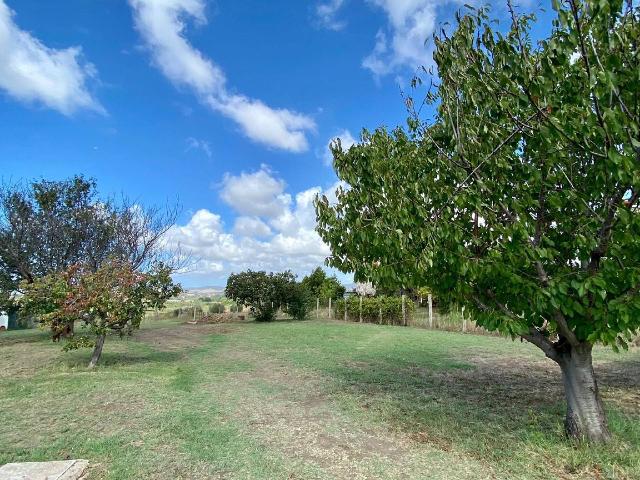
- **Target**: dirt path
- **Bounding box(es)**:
[207,346,499,480]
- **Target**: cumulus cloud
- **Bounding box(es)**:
[0,0,102,115]
[233,216,272,238]
[322,129,357,166]
[315,0,347,31]
[166,168,346,281]
[129,0,315,152]
[220,166,291,218]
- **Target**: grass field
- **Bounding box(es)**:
[1,318,639,479]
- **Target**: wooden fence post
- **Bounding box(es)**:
[462,306,467,332]
[359,296,363,323]
[316,298,320,319]
[428,294,433,329]
[329,298,332,319]
[344,298,347,322]
[402,294,407,326]
[379,306,383,324]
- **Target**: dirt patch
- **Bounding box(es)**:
[134,324,237,352]
[0,343,60,379]
[215,349,496,480]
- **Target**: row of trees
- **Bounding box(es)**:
[315,0,639,442]
[0,176,182,367]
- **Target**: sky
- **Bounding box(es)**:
[0,0,553,288]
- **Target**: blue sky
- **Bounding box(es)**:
[0,0,553,287]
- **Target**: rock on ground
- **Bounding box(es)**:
[0,460,89,480]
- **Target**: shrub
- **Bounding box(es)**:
[209,302,225,314]
[335,296,414,325]
[226,270,302,322]
[285,283,312,320]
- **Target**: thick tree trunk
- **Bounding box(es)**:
[88,334,106,369]
[558,344,610,442]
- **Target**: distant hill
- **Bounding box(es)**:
[176,286,226,299]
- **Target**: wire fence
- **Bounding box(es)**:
[156,295,493,335]
[310,295,493,335]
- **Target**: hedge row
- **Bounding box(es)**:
[334,296,414,325]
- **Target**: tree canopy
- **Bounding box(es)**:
[21,259,181,367]
[0,176,180,318]
[315,0,639,442]
[225,270,309,321]
[300,267,346,299]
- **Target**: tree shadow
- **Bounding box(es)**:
[323,346,640,460]
[0,329,50,346]
[63,348,184,369]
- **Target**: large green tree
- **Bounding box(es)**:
[225,270,309,321]
[301,267,346,300]
[316,0,639,442]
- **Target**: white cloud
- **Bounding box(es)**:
[233,216,272,238]
[0,0,102,115]
[220,166,291,218]
[207,94,316,153]
[363,0,442,76]
[129,0,315,152]
[185,137,212,157]
[129,0,224,95]
[322,129,357,166]
[315,0,347,31]
[166,169,347,282]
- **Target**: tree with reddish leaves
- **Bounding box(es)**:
[21,260,181,368]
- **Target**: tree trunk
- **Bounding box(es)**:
[558,344,610,442]
[88,334,106,369]
[62,321,75,338]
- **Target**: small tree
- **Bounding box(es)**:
[316,0,640,442]
[21,260,181,368]
[0,176,182,332]
[301,267,346,299]
[225,270,307,321]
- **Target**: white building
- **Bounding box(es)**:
[0,311,8,330]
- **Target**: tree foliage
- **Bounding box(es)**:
[225,270,308,321]
[0,176,181,321]
[21,260,181,367]
[300,267,346,299]
[315,0,639,442]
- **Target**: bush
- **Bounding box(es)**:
[335,296,414,325]
[209,302,225,314]
[285,283,312,320]
[225,270,305,322]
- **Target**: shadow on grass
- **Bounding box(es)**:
[62,347,184,369]
[0,329,51,346]
[322,346,640,476]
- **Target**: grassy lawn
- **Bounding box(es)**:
[1,318,638,479]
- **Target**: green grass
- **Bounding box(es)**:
[1,318,638,479]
